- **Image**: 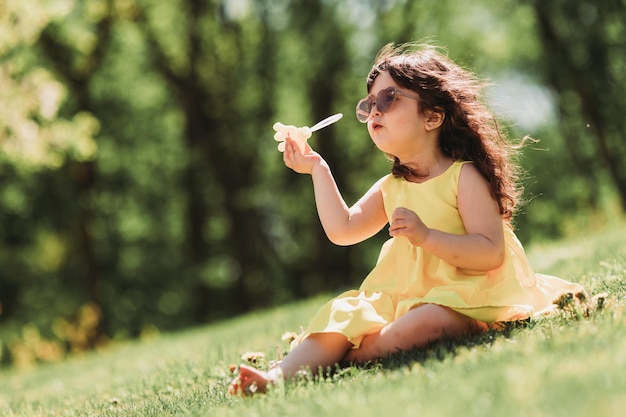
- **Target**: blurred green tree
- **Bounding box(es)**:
[530,0,626,211]
[0,0,100,331]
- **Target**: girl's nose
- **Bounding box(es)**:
[370,105,382,119]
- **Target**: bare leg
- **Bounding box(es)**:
[343,304,488,364]
[229,332,352,395]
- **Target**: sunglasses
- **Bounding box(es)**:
[355,87,422,123]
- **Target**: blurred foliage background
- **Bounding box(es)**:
[0,0,624,368]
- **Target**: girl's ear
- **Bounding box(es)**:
[424,107,445,131]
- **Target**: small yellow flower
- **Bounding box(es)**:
[281,331,298,343]
[241,351,265,364]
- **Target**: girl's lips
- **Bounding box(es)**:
[371,122,383,130]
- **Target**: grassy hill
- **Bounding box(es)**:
[1,222,625,417]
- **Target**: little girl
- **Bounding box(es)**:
[229,42,585,395]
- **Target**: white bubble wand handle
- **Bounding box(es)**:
[309,113,344,132]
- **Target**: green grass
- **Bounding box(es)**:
[1,222,625,417]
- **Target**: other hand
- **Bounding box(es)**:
[388,207,429,246]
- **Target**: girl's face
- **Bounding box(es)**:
[365,72,429,159]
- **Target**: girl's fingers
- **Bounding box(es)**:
[284,137,296,158]
[389,220,405,233]
[390,213,406,226]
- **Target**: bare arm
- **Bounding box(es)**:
[283,137,388,246]
[389,164,505,271]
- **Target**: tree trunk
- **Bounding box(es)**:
[531,0,626,211]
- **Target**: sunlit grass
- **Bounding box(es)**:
[1,222,625,417]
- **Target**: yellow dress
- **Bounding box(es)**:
[292,161,587,349]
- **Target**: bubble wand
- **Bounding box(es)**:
[273,113,343,153]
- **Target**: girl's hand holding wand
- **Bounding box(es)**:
[282,135,323,175]
[273,113,343,174]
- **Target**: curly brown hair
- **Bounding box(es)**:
[366,42,525,221]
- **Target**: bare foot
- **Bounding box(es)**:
[228,364,280,396]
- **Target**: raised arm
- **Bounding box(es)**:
[283,137,388,246]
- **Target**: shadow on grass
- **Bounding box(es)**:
[356,286,618,374]
[369,319,532,372]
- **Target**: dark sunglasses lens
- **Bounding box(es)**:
[355,89,398,123]
[377,88,396,112]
